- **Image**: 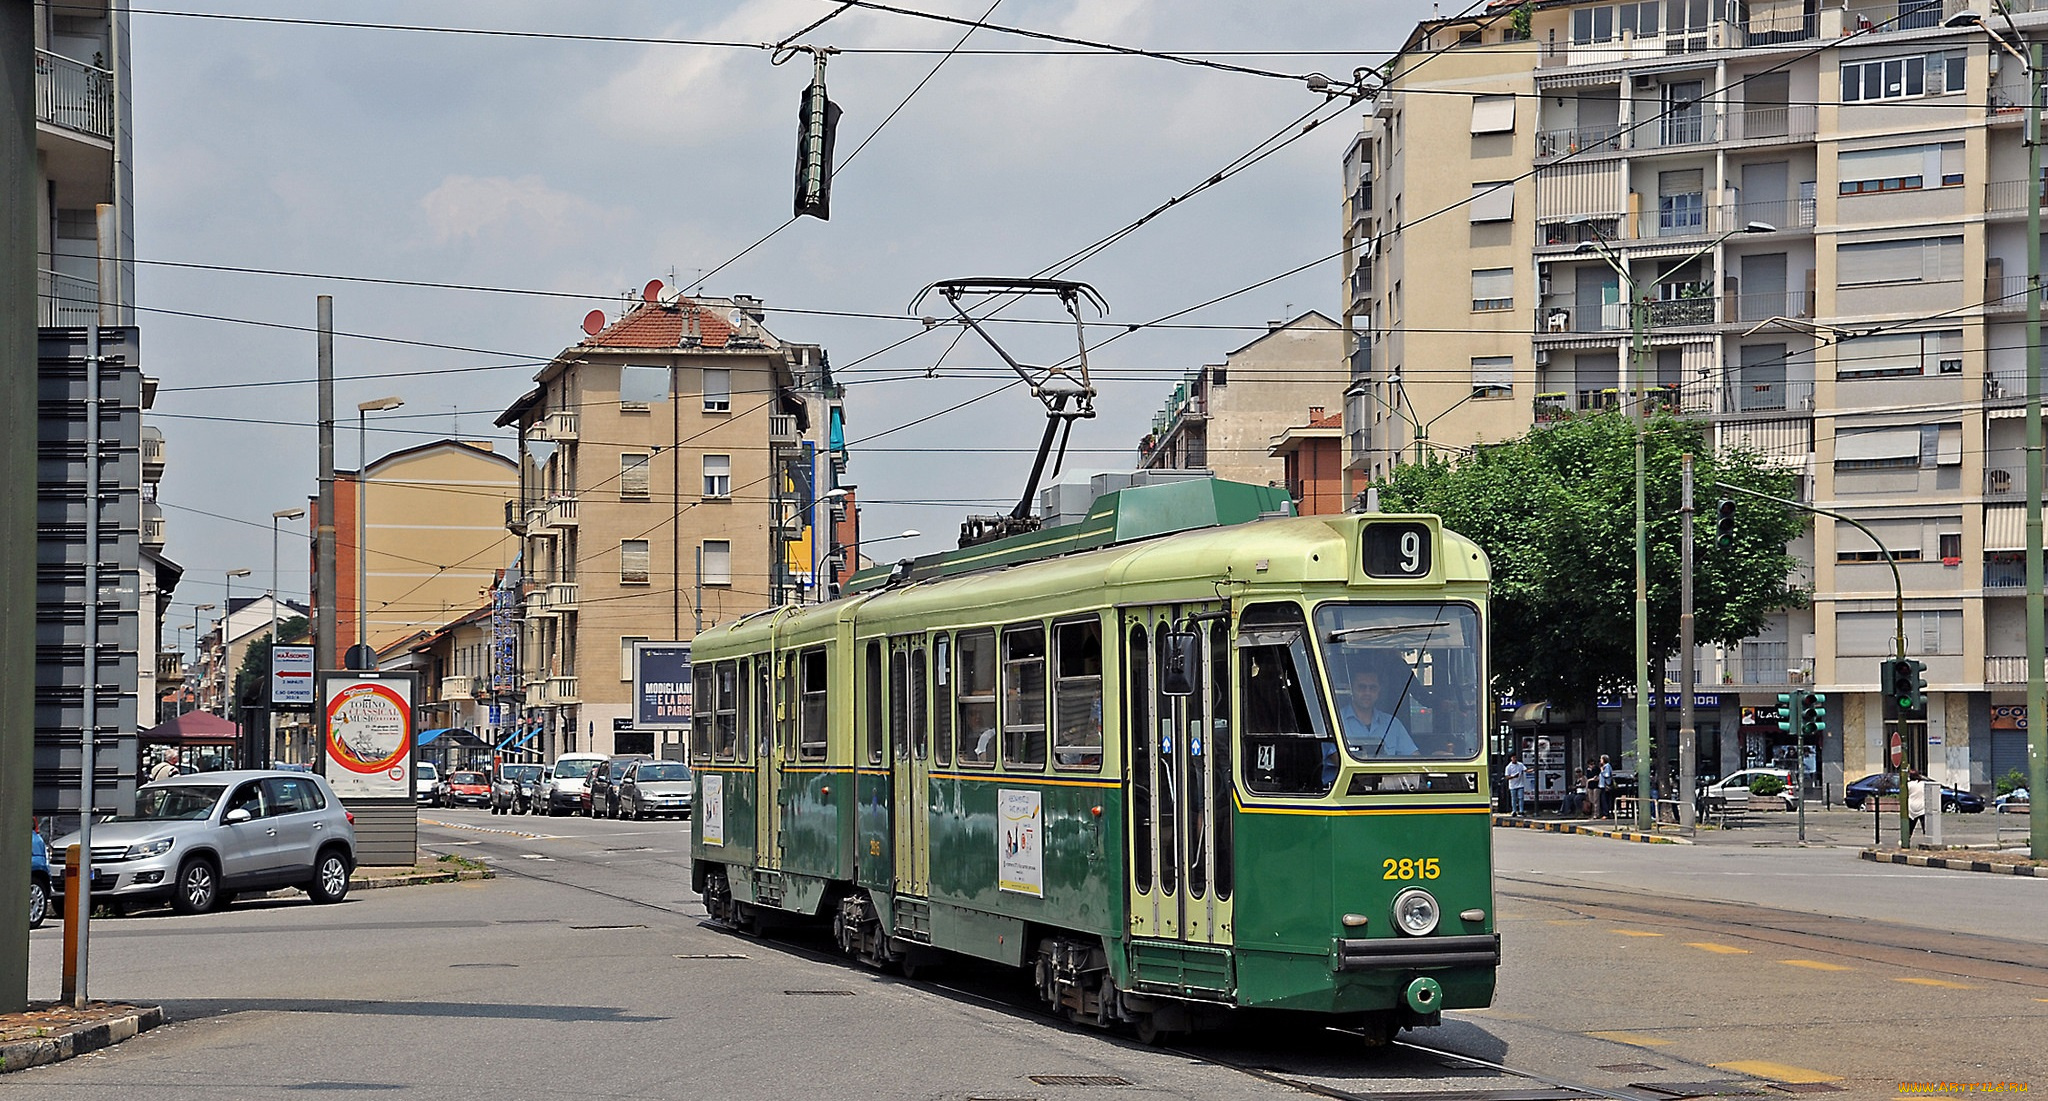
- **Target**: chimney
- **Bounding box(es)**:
[1308,406,1324,420]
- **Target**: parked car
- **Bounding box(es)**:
[616,760,693,820]
[589,755,653,818]
[535,754,607,816]
[523,765,553,815]
[1699,768,1797,811]
[1842,773,1986,813]
[414,762,440,807]
[50,771,357,915]
[491,764,542,815]
[442,770,491,808]
[29,823,49,930]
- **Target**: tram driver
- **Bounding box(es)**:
[1339,658,1417,754]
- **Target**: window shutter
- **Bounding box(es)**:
[621,540,651,584]
[1658,169,1703,196]
[1927,236,1964,281]
[1838,145,1925,182]
[1469,95,1515,134]
[1471,356,1514,391]
[702,540,733,585]
[1834,427,1921,461]
[620,453,651,498]
[1471,267,1514,303]
[1469,181,1514,222]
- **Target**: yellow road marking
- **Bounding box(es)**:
[1685,942,1750,954]
[1611,929,1664,937]
[1546,919,1586,925]
[1894,977,1976,989]
[1586,1031,1673,1047]
[1779,959,1853,971]
[1712,1060,1843,1084]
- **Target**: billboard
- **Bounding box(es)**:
[321,672,416,800]
[633,642,692,728]
[271,645,315,706]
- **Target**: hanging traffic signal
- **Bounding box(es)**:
[1776,691,1803,736]
[1802,692,1827,739]
[793,52,843,220]
[1716,498,1736,545]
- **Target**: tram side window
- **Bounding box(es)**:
[1053,619,1104,771]
[956,630,998,766]
[798,647,829,761]
[932,636,953,766]
[755,660,772,758]
[910,647,929,760]
[1210,622,1233,899]
[1238,603,1335,796]
[1003,625,1048,770]
[1127,623,1153,893]
[734,658,752,765]
[890,647,910,759]
[714,661,739,762]
[690,664,716,762]
[863,641,885,767]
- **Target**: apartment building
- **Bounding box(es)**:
[1137,312,1347,484]
[497,293,846,760]
[1348,0,2041,795]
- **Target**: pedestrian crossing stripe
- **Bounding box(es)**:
[1611,929,1664,937]
[1712,1060,1842,1084]
[1894,977,1976,989]
[1779,959,1854,971]
[1686,942,1750,954]
[1586,1031,1673,1046]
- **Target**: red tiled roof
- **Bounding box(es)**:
[585,300,733,349]
[1307,408,1343,429]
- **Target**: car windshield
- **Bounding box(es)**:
[451,772,486,785]
[109,784,224,822]
[553,759,598,779]
[1313,601,1483,762]
[502,765,541,781]
[417,764,439,779]
[638,762,691,781]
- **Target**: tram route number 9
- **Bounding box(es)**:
[1382,857,1441,881]
[1361,522,1432,579]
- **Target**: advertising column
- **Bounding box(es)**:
[320,670,418,865]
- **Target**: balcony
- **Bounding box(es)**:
[545,494,578,528]
[1721,198,1815,234]
[1632,206,1720,243]
[547,580,579,612]
[35,49,113,142]
[1644,292,1717,328]
[524,587,553,619]
[532,411,579,442]
[769,413,799,448]
[142,502,164,547]
[1987,466,2027,496]
[1534,392,1572,424]
[1724,104,1817,145]
[1726,290,1813,325]
[1535,123,1624,160]
[1737,640,1791,685]
[1986,273,2031,315]
[1984,179,2044,218]
[1575,384,1683,414]
[1988,655,2029,684]
[141,426,165,481]
[38,269,97,327]
[548,675,580,704]
[1633,112,1717,153]
[1348,265,1373,306]
[1987,555,2027,589]
[1720,378,1815,415]
[440,676,475,702]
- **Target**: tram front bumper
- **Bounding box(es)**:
[1334,933,1500,972]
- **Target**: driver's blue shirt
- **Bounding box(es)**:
[1322,705,1417,784]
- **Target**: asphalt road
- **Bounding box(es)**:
[9,809,2044,1100]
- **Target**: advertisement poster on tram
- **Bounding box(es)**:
[997,788,1043,896]
[321,673,415,801]
[701,774,724,846]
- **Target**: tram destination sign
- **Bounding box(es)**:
[633,642,692,728]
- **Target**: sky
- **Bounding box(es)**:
[133,0,1441,644]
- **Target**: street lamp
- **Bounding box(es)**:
[355,396,404,664]
[1947,0,2047,866]
[1386,371,1487,463]
[271,508,306,765]
[1575,219,1773,829]
[190,603,215,714]
[223,570,250,721]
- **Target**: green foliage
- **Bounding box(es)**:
[232,616,310,712]
[1997,768,2029,797]
[1511,4,1533,39]
[1376,410,1809,708]
[1748,774,1786,797]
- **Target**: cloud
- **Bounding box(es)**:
[418,174,619,245]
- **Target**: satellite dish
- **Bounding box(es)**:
[642,279,664,303]
[582,309,606,336]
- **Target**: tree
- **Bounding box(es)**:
[232,616,309,713]
[1376,410,1808,719]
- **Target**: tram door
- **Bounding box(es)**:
[1123,605,1235,948]
[757,653,785,870]
[889,638,931,898]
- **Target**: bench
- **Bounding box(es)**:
[1611,796,1687,825]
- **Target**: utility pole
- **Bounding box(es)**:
[315,298,336,758]
[1630,290,1653,831]
[2026,41,2046,862]
[0,0,37,1015]
[1679,454,1697,832]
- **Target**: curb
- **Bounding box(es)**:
[1860,849,2043,876]
[0,1005,164,1074]
[349,867,493,891]
[1493,814,1690,845]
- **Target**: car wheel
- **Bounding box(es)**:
[308,848,352,904]
[27,875,47,929]
[172,857,220,915]
[629,797,644,821]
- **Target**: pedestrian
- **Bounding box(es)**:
[1582,760,1601,819]
[1503,752,1528,817]
[148,749,179,783]
[1598,754,1614,818]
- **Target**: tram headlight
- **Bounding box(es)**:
[1391,887,1440,937]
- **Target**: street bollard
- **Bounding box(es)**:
[61,845,81,1002]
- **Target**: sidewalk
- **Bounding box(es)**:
[1497,803,2033,850]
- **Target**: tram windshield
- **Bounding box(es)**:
[1314,602,1482,764]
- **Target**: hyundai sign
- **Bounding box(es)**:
[633,642,692,728]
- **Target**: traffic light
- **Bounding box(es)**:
[793,54,842,220]
[1775,691,1804,736]
[1716,498,1736,546]
[1801,692,1827,739]
[1883,657,1929,712]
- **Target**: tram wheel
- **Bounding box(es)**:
[1132,1012,1164,1046]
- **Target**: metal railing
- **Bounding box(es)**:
[1728,289,1813,324]
[1539,218,1621,249]
[1645,294,1717,327]
[1987,466,2025,495]
[34,49,113,141]
[1349,265,1373,303]
[1722,378,1815,415]
[1986,558,2028,589]
[1634,111,1716,151]
[1722,197,1815,232]
[1725,104,1817,144]
[1633,206,1719,241]
[1738,640,1790,685]
[1536,123,1625,159]
[1986,273,2031,314]
[1985,178,2044,215]
[1534,393,1572,423]
[37,269,97,327]
[1987,367,2028,400]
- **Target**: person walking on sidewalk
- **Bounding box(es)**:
[1504,752,1528,816]
[1598,754,1614,818]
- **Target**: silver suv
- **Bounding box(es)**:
[51,770,356,915]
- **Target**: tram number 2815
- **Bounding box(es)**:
[1382,857,1442,881]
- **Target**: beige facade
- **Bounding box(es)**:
[1138,312,1347,486]
[501,296,843,759]
[1352,0,2048,793]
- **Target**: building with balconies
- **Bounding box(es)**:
[1351,0,2045,797]
[1136,312,1346,486]
[495,291,847,759]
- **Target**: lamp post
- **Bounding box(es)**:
[190,603,214,714]
[271,508,306,766]
[355,396,404,664]
[1950,1,2047,864]
[1386,372,1487,464]
[1577,219,1774,829]
[223,571,250,724]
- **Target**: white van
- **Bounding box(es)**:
[535,753,609,816]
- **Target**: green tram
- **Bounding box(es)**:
[688,481,1498,1042]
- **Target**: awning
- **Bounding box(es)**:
[1509,701,1553,726]
[417,727,478,747]
[495,725,542,751]
[1987,504,2027,552]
